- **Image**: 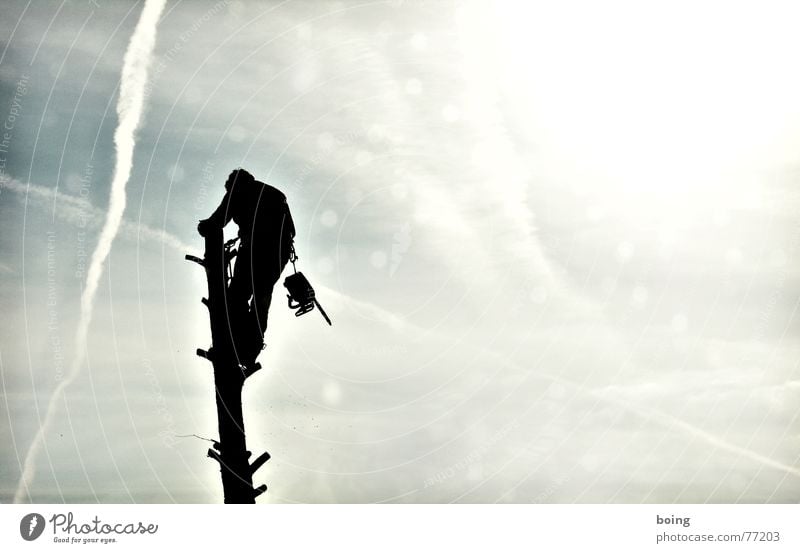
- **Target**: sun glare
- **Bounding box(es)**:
[457,0,800,222]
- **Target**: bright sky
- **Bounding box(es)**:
[1,0,798,503]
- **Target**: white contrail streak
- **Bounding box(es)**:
[0,177,196,254]
[14,0,167,503]
[490,353,800,481]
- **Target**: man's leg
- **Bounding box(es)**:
[252,243,289,339]
[227,241,266,364]
[227,242,253,321]
[253,268,282,337]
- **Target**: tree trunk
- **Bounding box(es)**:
[188,229,268,504]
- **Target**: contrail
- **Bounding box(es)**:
[14,0,167,503]
[490,352,800,481]
[0,177,196,254]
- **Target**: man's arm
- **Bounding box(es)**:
[198,189,234,236]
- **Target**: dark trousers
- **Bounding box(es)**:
[228,240,288,346]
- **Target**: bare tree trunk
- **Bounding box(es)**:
[187,229,269,504]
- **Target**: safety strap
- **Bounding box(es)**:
[289,242,298,274]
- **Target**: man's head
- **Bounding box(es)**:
[225,168,255,191]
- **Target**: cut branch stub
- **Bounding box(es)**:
[250,451,271,475]
[253,484,267,498]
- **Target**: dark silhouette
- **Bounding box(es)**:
[187,168,330,503]
[285,271,332,325]
[198,168,295,366]
[186,168,293,503]
[187,224,268,503]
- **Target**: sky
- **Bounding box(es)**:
[1,0,799,503]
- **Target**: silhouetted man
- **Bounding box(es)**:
[198,168,295,363]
